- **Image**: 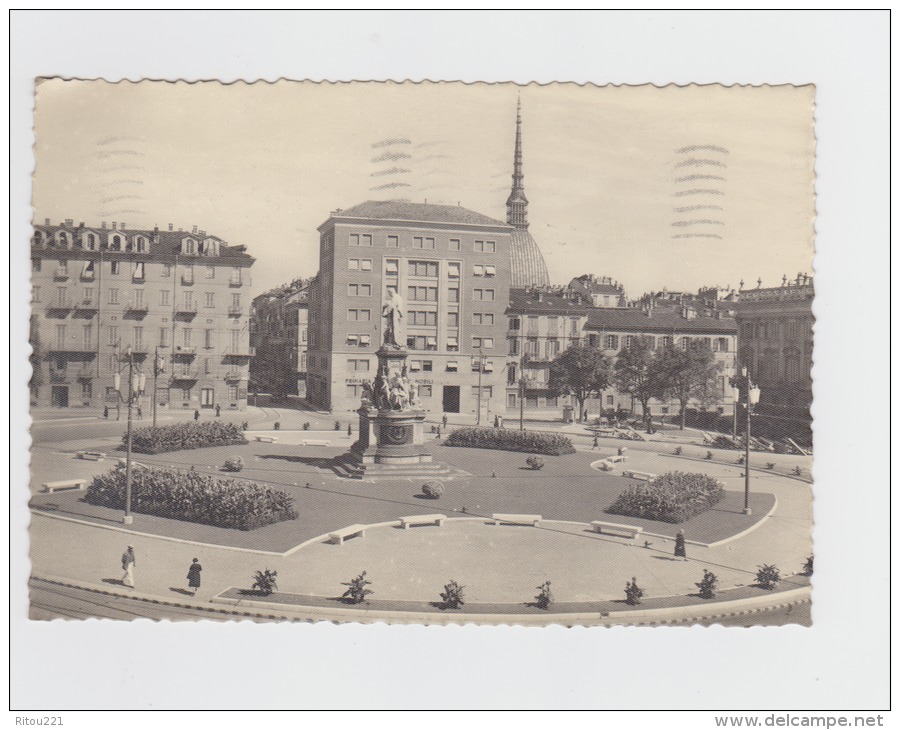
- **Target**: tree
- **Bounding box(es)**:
[656,342,722,429]
[548,344,611,422]
[613,336,663,431]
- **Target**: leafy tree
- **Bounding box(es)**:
[655,342,722,429]
[548,344,611,422]
[613,336,663,430]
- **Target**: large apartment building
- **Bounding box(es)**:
[306,201,513,418]
[30,219,255,411]
[249,279,310,399]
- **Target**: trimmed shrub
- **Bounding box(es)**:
[803,555,814,576]
[696,569,718,599]
[534,581,553,610]
[222,455,244,472]
[440,580,465,609]
[421,480,444,499]
[252,568,278,595]
[756,564,781,590]
[124,421,247,454]
[525,455,545,470]
[606,471,725,524]
[445,427,575,456]
[624,577,644,605]
[85,465,297,530]
[341,571,373,604]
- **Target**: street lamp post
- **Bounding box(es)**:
[114,345,146,525]
[152,346,166,428]
[733,366,761,516]
[475,348,485,426]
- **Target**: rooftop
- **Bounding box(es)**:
[507,287,592,315]
[327,200,510,228]
[586,307,736,333]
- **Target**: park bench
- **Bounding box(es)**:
[399,514,446,529]
[42,479,87,494]
[621,470,658,482]
[606,454,627,463]
[491,513,542,527]
[255,435,278,443]
[328,524,367,545]
[76,451,106,461]
[117,458,150,470]
[591,521,643,539]
[300,439,331,447]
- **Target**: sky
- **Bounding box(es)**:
[32,80,816,299]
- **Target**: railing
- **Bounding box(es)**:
[46,300,74,311]
[49,371,68,383]
[76,299,98,311]
[53,268,69,281]
[173,346,196,356]
[229,277,244,287]
[76,367,95,379]
[227,306,243,317]
[181,274,194,286]
[48,344,93,354]
[125,301,150,313]
[175,303,198,315]
[79,271,95,281]
[170,369,200,381]
[224,347,255,358]
[224,370,245,381]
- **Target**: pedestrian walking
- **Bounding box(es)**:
[442,414,448,429]
[186,558,202,596]
[674,530,687,561]
[215,404,221,417]
[592,434,599,450]
[194,409,200,421]
[121,545,135,588]
[103,406,109,419]
[136,405,143,419]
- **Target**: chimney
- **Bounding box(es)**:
[120,222,126,230]
[44,218,50,226]
[101,221,107,229]
[192,225,198,234]
[153,225,159,233]
[168,223,173,231]
[78,222,84,229]
[64,218,73,227]
[111,222,117,230]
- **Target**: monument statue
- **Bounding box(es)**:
[382,290,404,347]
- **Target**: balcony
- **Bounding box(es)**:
[172,345,197,358]
[170,369,200,382]
[49,370,68,384]
[181,274,194,286]
[124,301,150,314]
[46,299,74,313]
[47,344,94,355]
[174,303,198,317]
[53,267,69,281]
[76,367,95,380]
[224,370,246,381]
[229,276,249,287]
[224,347,255,359]
[75,299,98,313]
[227,306,243,317]
[79,270,95,282]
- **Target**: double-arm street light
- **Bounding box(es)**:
[732,366,761,516]
[114,345,146,525]
[151,345,167,428]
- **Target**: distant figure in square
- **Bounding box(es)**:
[215,404,221,417]
[194,409,200,421]
[442,414,448,429]
[186,558,202,596]
[592,434,599,450]
[121,545,135,588]
[674,530,687,561]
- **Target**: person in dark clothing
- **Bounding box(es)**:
[674,530,688,561]
[215,404,221,417]
[194,409,200,421]
[186,558,202,596]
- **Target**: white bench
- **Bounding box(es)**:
[42,479,87,494]
[607,454,627,463]
[591,521,643,539]
[622,470,658,482]
[300,439,331,447]
[400,514,446,529]
[117,458,150,470]
[76,451,106,461]
[328,524,367,545]
[255,435,278,443]
[492,513,542,526]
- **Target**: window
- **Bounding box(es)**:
[348,283,372,297]
[107,326,118,346]
[448,288,460,303]
[82,324,92,349]
[607,395,614,406]
[409,310,438,326]
[681,337,690,350]
[405,335,436,351]
[55,286,67,305]
[183,291,194,309]
[231,330,241,351]
[161,263,171,277]
[546,339,559,359]
[473,264,485,277]
[419,384,432,398]
[446,361,458,372]
[133,289,144,307]
[449,239,460,251]
[108,288,120,305]
[134,236,147,253]
[32,258,41,272]
[159,290,170,306]
[204,329,213,348]
[384,234,399,248]
[85,233,97,250]
[413,236,435,250]
[206,265,215,279]
[447,312,459,327]
[604,335,619,350]
[205,292,215,308]
[623,335,634,349]
[347,359,370,372]
[447,337,459,352]
[110,235,123,251]
[204,358,211,374]
[472,313,494,326]
[508,337,518,356]
[526,316,539,334]
[347,309,371,322]
[407,286,438,302]
[474,240,496,253]
[133,327,144,348]
[472,337,494,349]
[349,233,372,247]
[384,259,398,275]
[32,286,40,302]
[471,385,493,398]
[659,336,672,349]
[473,288,495,301]
[349,258,373,271]
[408,260,438,277]
[526,337,539,357]
[484,265,496,278]
[447,262,460,279]
[717,337,729,352]
[159,328,170,347]
[422,360,433,372]
[110,261,120,275]
[183,328,193,346]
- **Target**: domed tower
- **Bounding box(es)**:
[506,99,550,287]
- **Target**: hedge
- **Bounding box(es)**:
[444,427,575,456]
[85,465,297,530]
[124,421,248,454]
[606,471,724,524]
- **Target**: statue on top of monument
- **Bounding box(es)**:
[382,289,404,348]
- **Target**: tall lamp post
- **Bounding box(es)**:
[151,345,166,428]
[474,348,486,426]
[114,345,146,525]
[732,366,761,515]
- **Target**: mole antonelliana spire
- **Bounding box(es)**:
[506,97,550,287]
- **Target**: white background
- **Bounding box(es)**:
[9,9,890,718]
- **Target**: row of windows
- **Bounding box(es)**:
[590,334,730,352]
[343,359,495,374]
[510,316,582,336]
[347,382,435,399]
[345,233,496,253]
[46,325,244,351]
[33,258,245,282]
[33,231,223,257]
[34,286,242,310]
[349,258,493,280]
[739,320,812,340]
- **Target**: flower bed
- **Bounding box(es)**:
[606,471,724,524]
[85,465,297,530]
[124,421,248,454]
[444,427,575,456]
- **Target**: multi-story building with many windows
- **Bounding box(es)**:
[249,279,310,399]
[306,201,513,418]
[30,219,255,411]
